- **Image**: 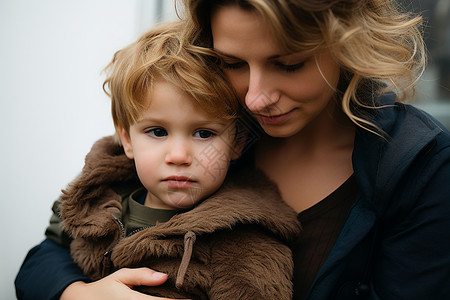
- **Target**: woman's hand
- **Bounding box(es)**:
[60,267,176,300]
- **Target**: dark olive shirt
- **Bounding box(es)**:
[119,188,181,236]
[292,175,358,299]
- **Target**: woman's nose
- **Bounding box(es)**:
[244,68,280,113]
[165,139,192,166]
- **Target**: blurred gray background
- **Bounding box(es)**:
[405,0,450,127]
[1,0,448,299]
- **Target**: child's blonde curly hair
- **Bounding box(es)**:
[103,21,240,140]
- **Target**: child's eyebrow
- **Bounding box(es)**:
[136,116,230,127]
[135,116,164,123]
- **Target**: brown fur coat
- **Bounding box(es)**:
[60,136,301,299]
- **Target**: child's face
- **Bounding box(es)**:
[119,80,240,210]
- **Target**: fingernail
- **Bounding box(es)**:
[151,272,167,280]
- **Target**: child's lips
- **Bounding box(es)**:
[163,176,196,188]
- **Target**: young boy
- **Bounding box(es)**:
[57,21,301,299]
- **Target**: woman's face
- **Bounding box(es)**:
[211,5,341,138]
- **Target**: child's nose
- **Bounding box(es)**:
[165,139,192,166]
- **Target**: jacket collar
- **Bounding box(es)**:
[124,166,301,242]
[60,136,301,243]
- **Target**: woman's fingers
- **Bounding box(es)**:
[60,268,174,300]
[112,267,168,288]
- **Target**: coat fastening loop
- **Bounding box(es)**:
[176,231,197,289]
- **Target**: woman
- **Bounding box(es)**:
[15,0,450,299]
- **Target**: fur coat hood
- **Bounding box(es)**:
[60,136,301,299]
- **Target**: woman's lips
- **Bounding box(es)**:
[163,176,195,188]
[254,110,293,125]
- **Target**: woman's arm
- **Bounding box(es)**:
[15,242,171,300]
[371,159,450,299]
[15,238,89,300]
[15,200,87,299]
[14,201,174,300]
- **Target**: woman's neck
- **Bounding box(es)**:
[254,106,356,213]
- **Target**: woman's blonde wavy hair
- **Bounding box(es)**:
[179,0,426,135]
[103,21,240,140]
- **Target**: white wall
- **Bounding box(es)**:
[0,1,176,299]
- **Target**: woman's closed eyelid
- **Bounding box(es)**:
[221,56,306,72]
[275,61,305,72]
[222,60,247,70]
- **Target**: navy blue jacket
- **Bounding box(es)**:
[307,98,450,299]
[15,96,450,300]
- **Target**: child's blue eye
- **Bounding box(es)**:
[147,128,167,137]
[194,130,215,139]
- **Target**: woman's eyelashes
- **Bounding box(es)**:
[275,61,305,72]
[222,60,246,70]
[221,59,305,73]
[145,128,216,139]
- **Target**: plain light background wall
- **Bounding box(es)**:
[0,1,176,299]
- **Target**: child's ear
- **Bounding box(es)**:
[231,131,247,160]
[118,126,134,159]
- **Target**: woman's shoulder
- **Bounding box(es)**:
[396,102,449,134]
[356,99,450,162]
[391,102,450,159]
[353,99,450,213]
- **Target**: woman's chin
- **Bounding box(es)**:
[259,123,303,139]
